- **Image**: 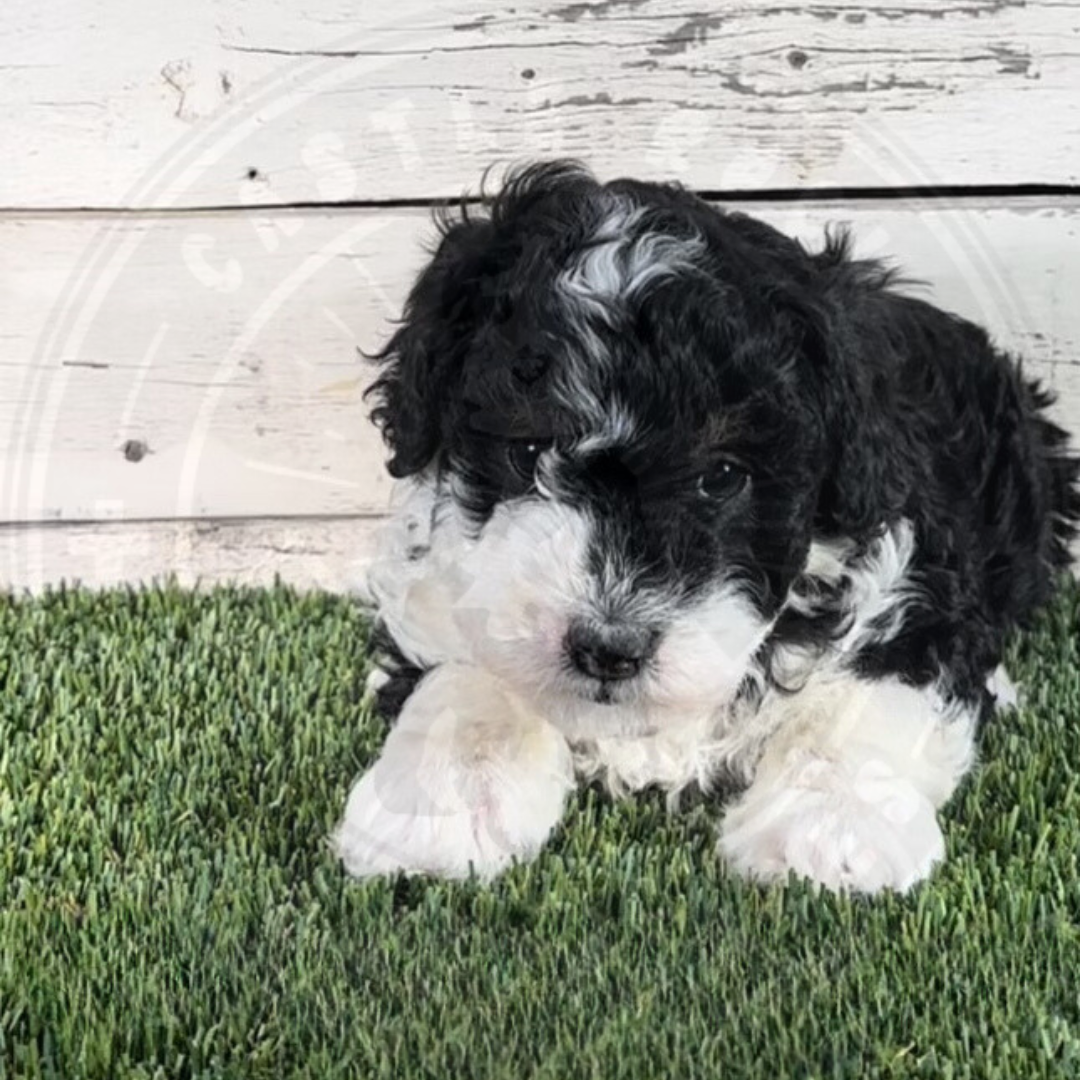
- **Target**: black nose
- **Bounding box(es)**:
[565,621,657,682]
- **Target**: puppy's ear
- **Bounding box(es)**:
[366,212,492,478]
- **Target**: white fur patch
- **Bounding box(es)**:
[649,584,774,709]
[450,499,597,694]
[718,674,977,893]
[772,520,920,690]
[570,401,641,456]
[362,477,473,668]
[557,203,704,318]
[552,200,705,429]
[333,664,575,879]
[986,664,1020,711]
[836,520,920,651]
[570,704,720,799]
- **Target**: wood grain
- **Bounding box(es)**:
[2,199,1078,525]
[2,0,1078,210]
[0,516,377,594]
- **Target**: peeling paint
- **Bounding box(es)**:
[647,13,725,57]
[452,14,496,31]
[623,60,943,100]
[549,0,650,23]
[709,70,941,99]
[988,43,1033,75]
[517,91,652,112]
[763,1,1028,22]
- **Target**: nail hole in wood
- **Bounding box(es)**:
[787,50,809,69]
[122,439,148,463]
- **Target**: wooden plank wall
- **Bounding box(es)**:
[2,0,1079,591]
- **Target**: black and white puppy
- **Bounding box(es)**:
[333,162,1078,893]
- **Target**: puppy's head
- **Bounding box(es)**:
[369,163,848,719]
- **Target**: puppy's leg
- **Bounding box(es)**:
[718,675,977,894]
[333,663,575,880]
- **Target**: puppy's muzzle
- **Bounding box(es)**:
[565,621,659,682]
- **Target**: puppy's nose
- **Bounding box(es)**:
[565,621,657,682]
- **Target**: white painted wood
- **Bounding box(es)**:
[0,516,377,594]
[2,0,1079,210]
[3,199,1078,525]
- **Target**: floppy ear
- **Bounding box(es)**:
[366,212,493,478]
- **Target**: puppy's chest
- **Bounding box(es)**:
[566,686,773,798]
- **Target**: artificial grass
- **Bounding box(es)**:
[1,581,1078,1080]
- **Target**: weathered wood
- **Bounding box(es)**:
[0,516,378,594]
[2,0,1078,210]
[3,199,1078,525]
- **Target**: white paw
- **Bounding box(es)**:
[718,754,945,894]
[332,664,574,880]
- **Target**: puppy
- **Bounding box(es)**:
[333,162,1078,893]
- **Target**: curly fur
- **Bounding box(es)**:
[336,161,1079,893]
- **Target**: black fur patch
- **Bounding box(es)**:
[366,620,428,722]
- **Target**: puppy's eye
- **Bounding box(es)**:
[696,461,749,501]
[506,440,551,482]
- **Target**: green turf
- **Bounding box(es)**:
[1,580,1078,1080]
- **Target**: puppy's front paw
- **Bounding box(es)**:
[332,664,574,880]
[718,755,945,894]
